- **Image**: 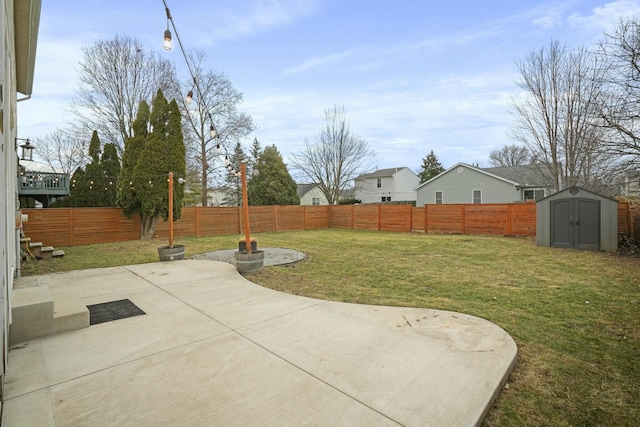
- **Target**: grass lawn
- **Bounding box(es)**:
[19,229,640,427]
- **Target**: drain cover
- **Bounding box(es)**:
[87,299,145,325]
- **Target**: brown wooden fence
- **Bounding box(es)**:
[21,201,633,248]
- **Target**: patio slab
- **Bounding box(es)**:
[3,259,517,427]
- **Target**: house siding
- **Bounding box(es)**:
[300,186,328,205]
[355,167,419,204]
[417,165,521,205]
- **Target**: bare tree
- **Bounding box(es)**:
[291,105,375,204]
[175,51,254,207]
[31,127,87,174]
[488,144,531,167]
[509,40,611,192]
[72,34,177,156]
[597,18,640,169]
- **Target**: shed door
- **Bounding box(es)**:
[550,198,600,250]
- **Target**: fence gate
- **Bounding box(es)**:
[551,198,600,250]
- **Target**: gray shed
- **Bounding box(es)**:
[536,186,618,252]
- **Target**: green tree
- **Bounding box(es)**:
[418,150,445,183]
[118,101,149,217]
[248,145,299,206]
[118,91,186,239]
[101,142,121,206]
[222,141,247,206]
[54,131,120,207]
[83,131,109,206]
[249,137,262,167]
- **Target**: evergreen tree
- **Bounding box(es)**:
[118,91,186,239]
[248,145,300,206]
[118,101,149,217]
[83,131,109,206]
[249,137,262,167]
[54,130,121,207]
[102,143,120,206]
[418,150,445,183]
[222,141,247,206]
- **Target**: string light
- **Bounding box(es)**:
[162,1,223,153]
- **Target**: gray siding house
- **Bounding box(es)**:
[416,163,554,205]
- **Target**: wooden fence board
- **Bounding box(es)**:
[276,206,306,231]
[380,205,412,232]
[426,205,465,234]
[412,207,424,231]
[353,205,379,230]
[21,202,632,248]
[304,206,331,230]
[330,205,354,229]
[248,206,276,233]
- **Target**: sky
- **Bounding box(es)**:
[18,0,640,175]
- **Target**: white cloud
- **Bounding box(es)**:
[568,0,640,31]
[282,48,363,76]
[192,0,322,45]
[532,13,563,30]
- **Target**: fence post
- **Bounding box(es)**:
[461,205,466,234]
[68,208,74,246]
[424,204,429,233]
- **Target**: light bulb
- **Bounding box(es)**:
[185,90,193,104]
[163,30,173,51]
[210,125,217,139]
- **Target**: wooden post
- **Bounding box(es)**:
[168,171,174,248]
[240,163,252,254]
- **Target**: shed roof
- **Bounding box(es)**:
[536,186,618,203]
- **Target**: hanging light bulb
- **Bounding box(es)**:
[216,144,221,154]
[210,124,217,139]
[163,29,173,51]
[185,90,193,105]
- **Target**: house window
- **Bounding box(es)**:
[312,198,320,205]
[435,191,443,204]
[524,189,545,201]
[381,196,391,202]
[473,190,482,204]
[376,178,382,188]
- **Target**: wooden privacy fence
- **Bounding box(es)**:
[21,202,633,248]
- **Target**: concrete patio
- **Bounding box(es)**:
[3,259,517,426]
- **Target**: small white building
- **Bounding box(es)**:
[297,183,328,205]
[354,167,419,204]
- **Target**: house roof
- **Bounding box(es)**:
[416,162,555,190]
[14,0,42,95]
[482,164,554,188]
[356,167,410,180]
[297,183,317,197]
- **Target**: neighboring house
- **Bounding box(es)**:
[354,167,419,204]
[620,170,640,198]
[297,183,329,206]
[1,0,42,394]
[416,163,554,205]
[207,187,230,206]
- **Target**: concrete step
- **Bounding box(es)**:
[10,286,54,345]
[39,246,55,260]
[28,242,43,258]
[10,287,89,345]
[52,250,65,258]
[53,294,89,335]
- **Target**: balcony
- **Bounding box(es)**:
[19,172,70,196]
